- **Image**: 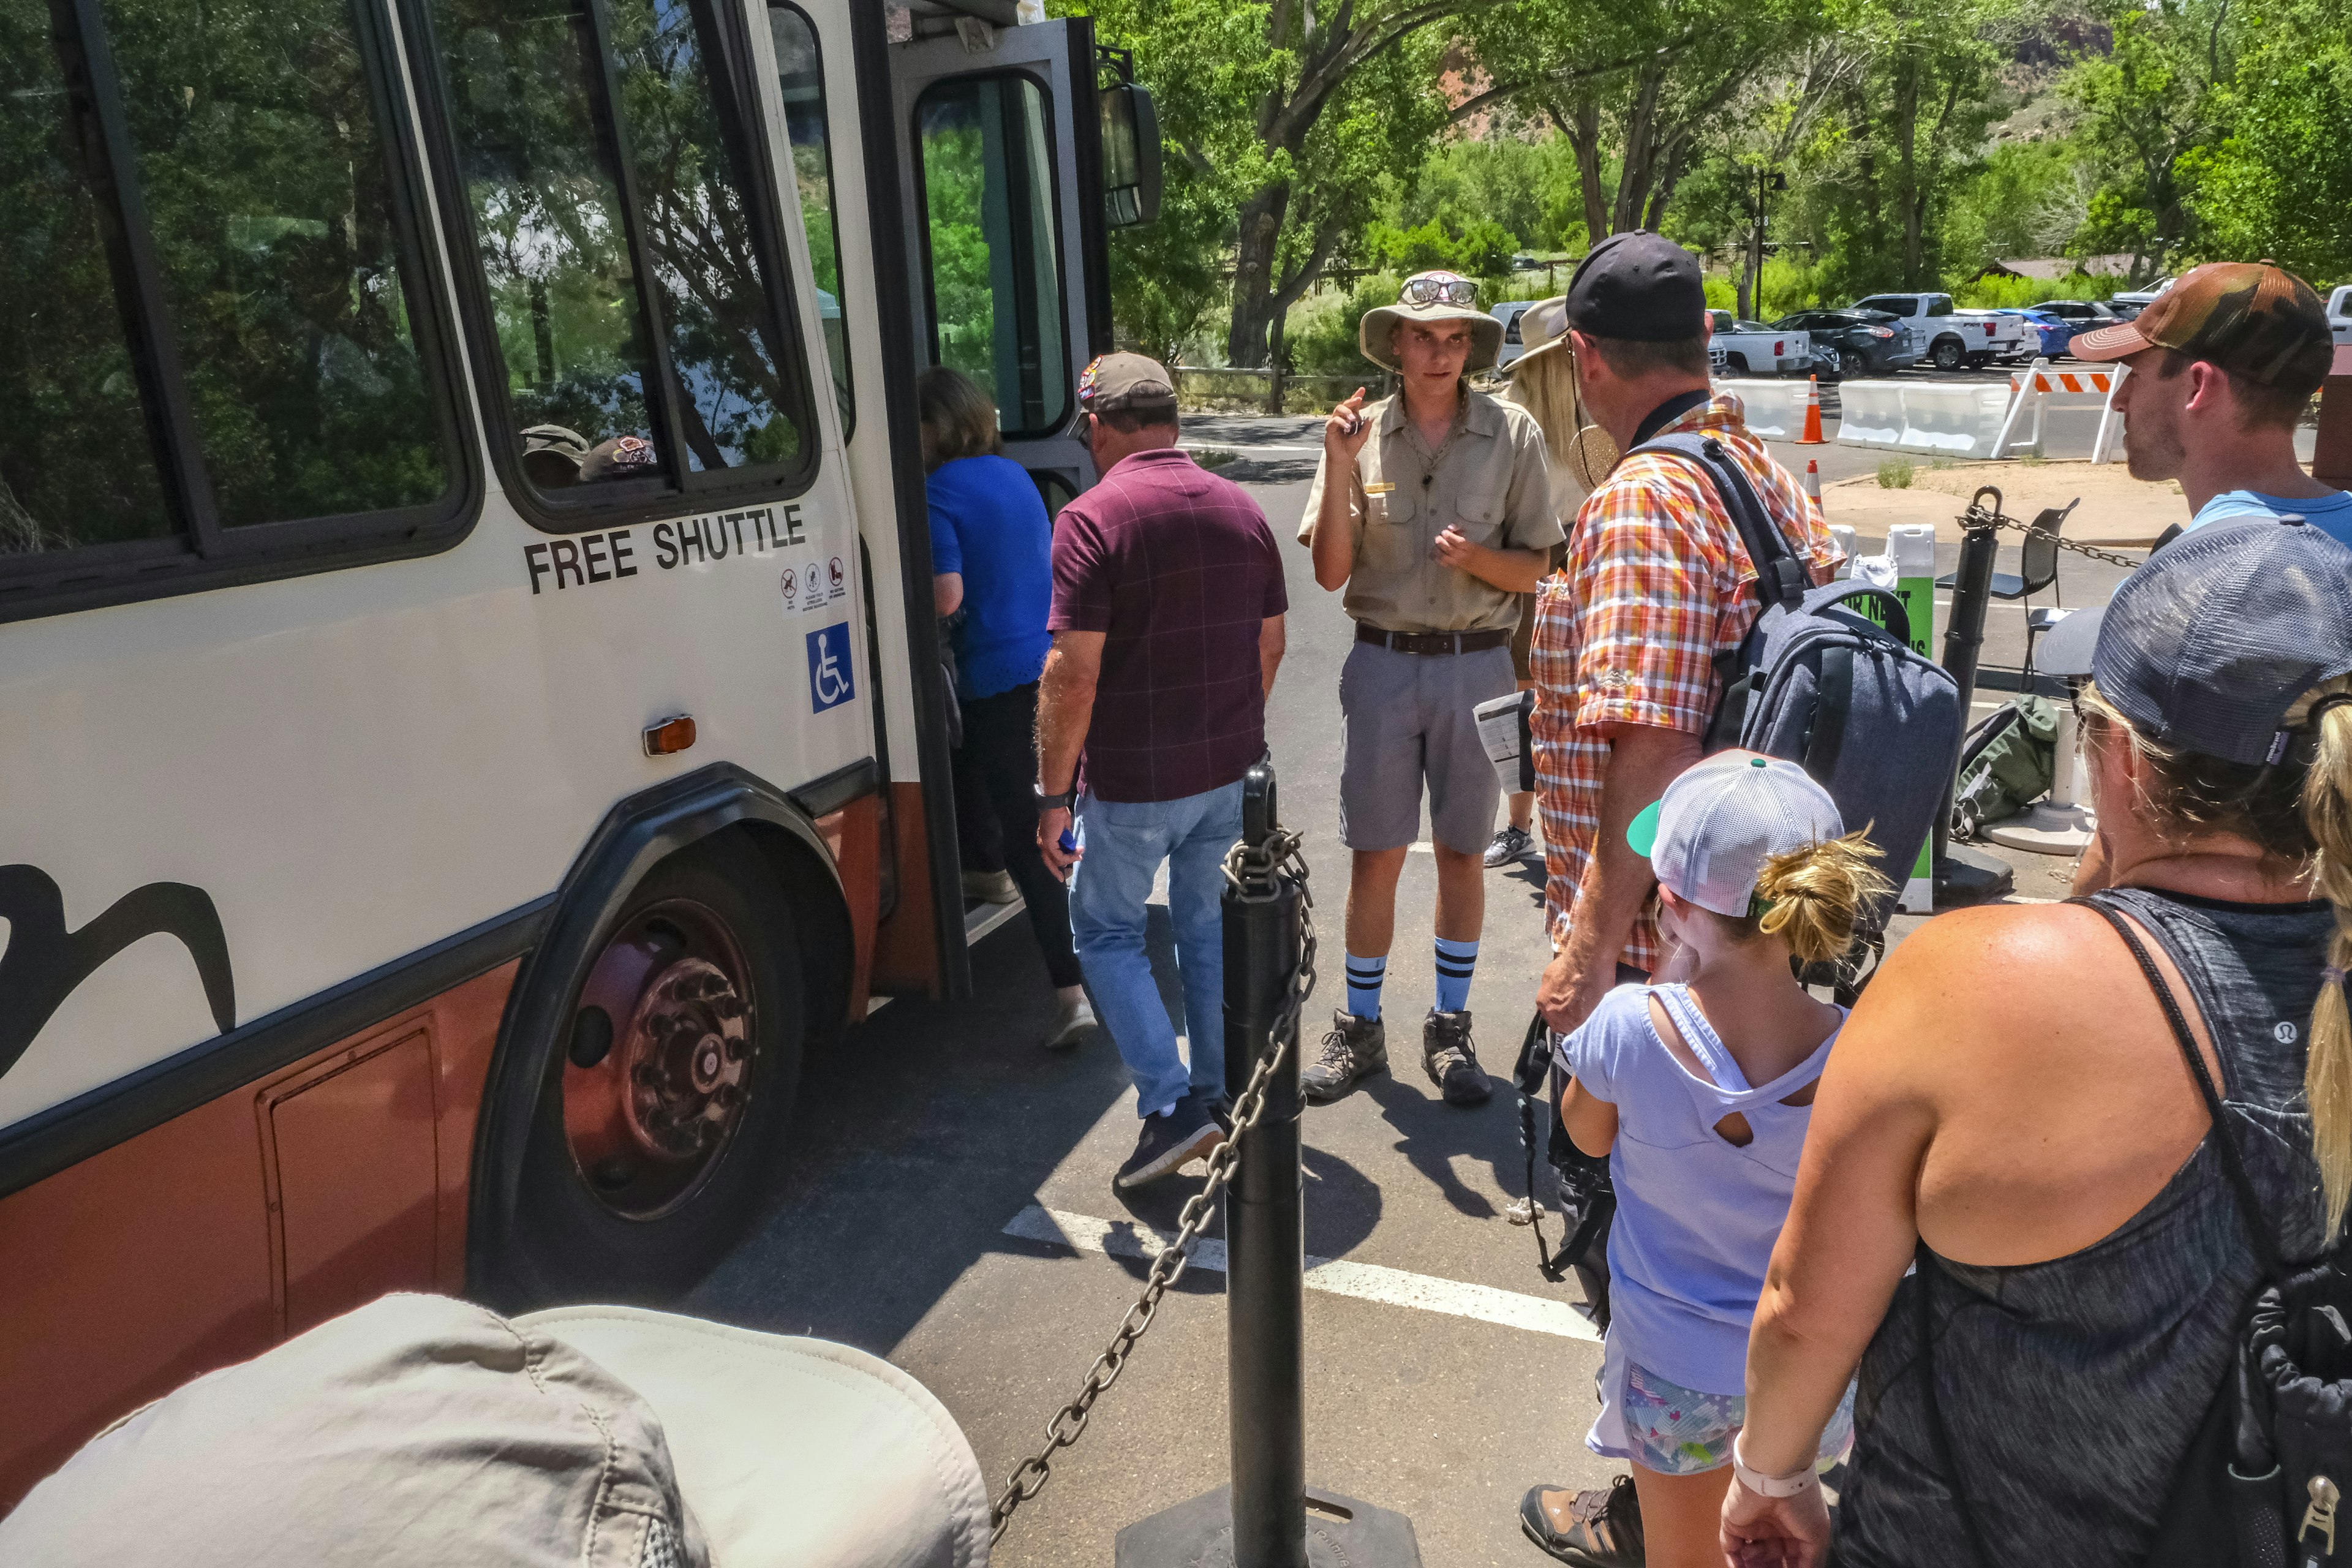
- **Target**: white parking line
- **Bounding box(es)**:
[1001,1204,1602,1343]
[1182,442,1325,456]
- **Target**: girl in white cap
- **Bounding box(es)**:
[1519,751,1887,1568]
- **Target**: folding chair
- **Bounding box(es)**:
[1937,497,2080,677]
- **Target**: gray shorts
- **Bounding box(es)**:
[1338,640,1515,853]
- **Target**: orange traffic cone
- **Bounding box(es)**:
[1804,459,1823,514]
[1798,375,1826,445]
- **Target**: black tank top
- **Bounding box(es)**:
[1833,888,2334,1567]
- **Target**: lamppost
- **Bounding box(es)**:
[1748,167,1787,320]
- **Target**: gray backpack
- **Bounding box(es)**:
[1633,432,1962,929]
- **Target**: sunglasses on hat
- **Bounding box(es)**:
[1400,274,1478,307]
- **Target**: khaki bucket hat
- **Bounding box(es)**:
[1360,270,1503,373]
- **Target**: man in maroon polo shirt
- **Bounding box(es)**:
[1034,354,1290,1191]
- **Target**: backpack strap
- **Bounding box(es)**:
[1630,431,1809,609]
[2075,894,2283,1279]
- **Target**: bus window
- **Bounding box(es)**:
[2,0,455,559]
[429,0,666,484]
[424,0,812,501]
[0,17,172,554]
[769,4,851,436]
[105,0,451,529]
[608,0,797,472]
[916,75,1066,437]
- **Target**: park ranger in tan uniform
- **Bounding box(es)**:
[1295,270,1560,1107]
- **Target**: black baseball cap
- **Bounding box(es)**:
[2059,514,2352,764]
[1564,230,1707,343]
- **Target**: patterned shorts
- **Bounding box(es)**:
[1619,1357,1856,1478]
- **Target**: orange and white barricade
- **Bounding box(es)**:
[1992,356,2130,462]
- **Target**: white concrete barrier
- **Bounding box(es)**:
[1834,380,1907,449]
[1712,377,1809,439]
[1896,382,2016,458]
[1992,358,2130,462]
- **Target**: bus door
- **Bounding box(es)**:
[888,13,1110,515]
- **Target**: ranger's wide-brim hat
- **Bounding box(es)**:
[1360,271,1503,374]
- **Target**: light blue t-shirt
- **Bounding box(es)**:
[2187,488,2352,551]
[1556,984,1845,1394]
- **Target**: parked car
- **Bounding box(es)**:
[2110,280,2172,320]
[2328,285,2352,350]
[1706,311,1812,375]
[1849,292,2032,368]
[1770,308,1917,379]
[1491,300,1538,370]
[1995,307,2074,358]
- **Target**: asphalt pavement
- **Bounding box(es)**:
[685,429,2141,1565]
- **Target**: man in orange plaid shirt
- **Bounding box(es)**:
[1515,230,1838,1567]
[1526,233,1836,1037]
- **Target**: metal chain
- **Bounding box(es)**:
[1959,499,2149,571]
[984,829,1317,1544]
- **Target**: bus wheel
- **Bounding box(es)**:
[509,836,804,1300]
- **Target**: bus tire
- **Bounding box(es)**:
[496,831,805,1304]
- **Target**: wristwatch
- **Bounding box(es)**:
[1731,1435,1819,1499]
[1035,784,1077,811]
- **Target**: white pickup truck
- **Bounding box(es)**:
[1706,311,1813,375]
[1849,292,2031,370]
[2329,285,2352,349]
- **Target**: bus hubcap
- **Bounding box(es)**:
[564,900,756,1218]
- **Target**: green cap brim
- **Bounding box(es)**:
[1626,799,1663,858]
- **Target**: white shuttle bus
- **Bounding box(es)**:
[0,0,1156,1505]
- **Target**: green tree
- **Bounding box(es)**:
[2063,0,2235,281]
[2190,0,2352,280]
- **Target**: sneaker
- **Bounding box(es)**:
[1112,1097,1224,1191]
[1044,989,1096,1049]
[1518,1476,1644,1566]
[962,869,1019,905]
[1423,1009,1491,1106]
[1300,1011,1387,1104]
[1483,823,1536,867]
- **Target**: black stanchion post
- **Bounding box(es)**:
[1118,763,1422,1568]
[1932,488,2015,908]
[1223,766,1307,1567]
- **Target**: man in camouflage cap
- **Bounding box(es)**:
[2072,260,2351,546]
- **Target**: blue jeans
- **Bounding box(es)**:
[1068,780,1242,1118]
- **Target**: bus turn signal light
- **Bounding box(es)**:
[643,715,696,756]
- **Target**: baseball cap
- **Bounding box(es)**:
[1627,753,1847,918]
[2060,512,2352,765]
[581,433,662,483]
[0,1293,990,1568]
[1078,351,1176,413]
[1564,231,1707,344]
[2070,261,2333,395]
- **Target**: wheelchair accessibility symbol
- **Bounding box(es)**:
[806,621,854,712]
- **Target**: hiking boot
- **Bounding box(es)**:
[1112,1097,1224,1191]
[962,869,1019,905]
[1423,1008,1491,1106]
[1300,1010,1386,1104]
[1483,823,1535,866]
[1044,987,1096,1050]
[1518,1476,1644,1566]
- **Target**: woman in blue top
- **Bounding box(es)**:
[921,367,1093,1047]
[1520,753,1888,1568]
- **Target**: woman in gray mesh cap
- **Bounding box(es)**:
[1725,514,2352,1567]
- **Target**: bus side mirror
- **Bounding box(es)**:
[1099,80,1161,228]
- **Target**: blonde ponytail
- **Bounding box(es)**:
[1752,829,1892,967]
[2299,687,2352,1234]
